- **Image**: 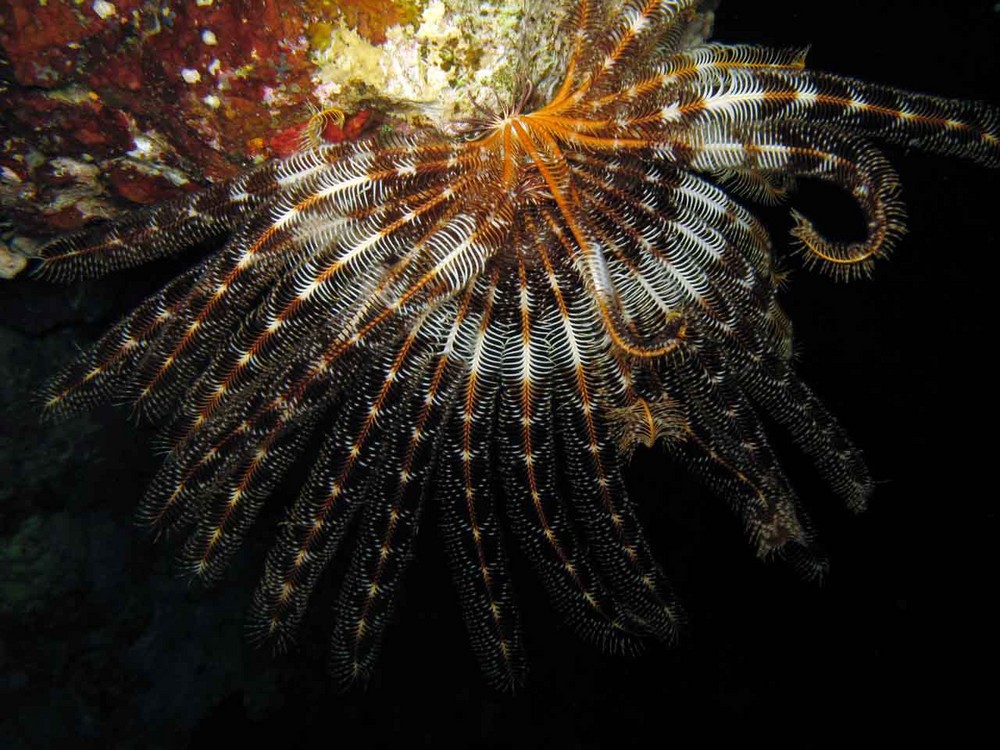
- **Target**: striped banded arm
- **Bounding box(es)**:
[38,259,206,420]
[31,148,348,281]
[733,345,873,513]
[688,67,1000,167]
[498,257,642,652]
[664,331,823,571]
[536,245,682,640]
[567,152,777,343]
[122,139,461,424]
[242,300,459,647]
[328,364,446,686]
[160,201,513,518]
[436,271,528,689]
[684,121,907,279]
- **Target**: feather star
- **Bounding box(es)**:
[27,0,999,689]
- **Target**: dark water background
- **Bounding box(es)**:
[1,1,996,746]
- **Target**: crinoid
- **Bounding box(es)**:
[30,0,999,689]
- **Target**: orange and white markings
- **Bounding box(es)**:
[32,0,997,686]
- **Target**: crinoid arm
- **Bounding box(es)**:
[30,0,999,690]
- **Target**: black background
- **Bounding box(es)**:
[1,1,996,746]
